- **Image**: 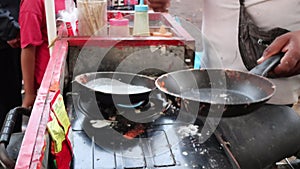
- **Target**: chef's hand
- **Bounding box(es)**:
[145,0,170,12]
[257,30,300,77]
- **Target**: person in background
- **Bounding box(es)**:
[0,0,22,132]
[200,1,300,165]
[19,0,65,108]
[145,0,169,12]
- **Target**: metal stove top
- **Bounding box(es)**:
[67,94,235,169]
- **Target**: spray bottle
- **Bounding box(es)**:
[132,0,150,36]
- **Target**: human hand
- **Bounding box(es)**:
[145,0,170,12]
[6,38,20,48]
[22,93,36,108]
[257,30,300,77]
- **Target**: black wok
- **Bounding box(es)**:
[74,72,156,107]
[155,53,283,117]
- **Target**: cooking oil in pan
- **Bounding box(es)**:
[181,88,253,104]
[85,78,151,94]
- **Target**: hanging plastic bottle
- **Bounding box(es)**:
[132,0,150,36]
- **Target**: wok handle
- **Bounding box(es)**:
[249,52,284,76]
[0,107,31,146]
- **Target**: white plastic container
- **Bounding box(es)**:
[109,12,130,37]
[132,0,150,36]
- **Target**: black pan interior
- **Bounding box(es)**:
[156,69,275,105]
[74,72,157,107]
[75,72,156,95]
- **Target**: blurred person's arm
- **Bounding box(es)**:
[257,30,300,77]
[0,8,20,47]
[145,0,170,12]
[6,34,20,48]
[21,45,37,108]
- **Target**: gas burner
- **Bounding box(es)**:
[98,97,171,125]
[73,94,174,138]
[70,93,235,169]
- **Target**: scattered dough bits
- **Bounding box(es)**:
[152,25,173,37]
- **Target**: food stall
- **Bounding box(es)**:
[13,12,223,168]
[7,10,300,169]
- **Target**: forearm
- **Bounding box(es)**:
[21,45,36,96]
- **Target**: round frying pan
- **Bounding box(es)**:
[74,72,156,107]
[155,53,283,117]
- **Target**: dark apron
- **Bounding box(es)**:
[238,0,289,70]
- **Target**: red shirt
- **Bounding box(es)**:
[19,0,65,88]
